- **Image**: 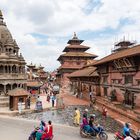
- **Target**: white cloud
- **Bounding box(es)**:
[1,0,140,71]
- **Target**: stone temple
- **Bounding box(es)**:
[0,10,26,96]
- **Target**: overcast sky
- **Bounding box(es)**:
[1,0,140,71]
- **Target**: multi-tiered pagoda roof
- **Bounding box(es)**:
[57,32,98,85]
[57,33,97,71]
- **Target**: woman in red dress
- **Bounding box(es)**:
[41,120,53,140]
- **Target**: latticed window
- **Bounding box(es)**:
[137,80,140,86]
[125,75,133,84]
[103,76,108,83]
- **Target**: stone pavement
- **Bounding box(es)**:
[18,105,123,133]
[58,84,89,106]
[96,97,140,132]
[59,84,140,132]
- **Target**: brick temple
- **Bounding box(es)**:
[57,33,97,86]
[68,39,140,128]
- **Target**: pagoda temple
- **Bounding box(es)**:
[26,63,48,82]
[0,10,27,95]
[57,33,97,85]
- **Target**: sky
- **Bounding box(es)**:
[1,0,140,71]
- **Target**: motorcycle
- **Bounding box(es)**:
[28,127,40,140]
[114,131,124,140]
[28,127,53,140]
[80,125,108,140]
[114,131,140,140]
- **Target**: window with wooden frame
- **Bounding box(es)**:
[124,75,133,84]
[113,60,121,68]
[123,58,132,67]
[119,59,126,67]
[103,76,108,84]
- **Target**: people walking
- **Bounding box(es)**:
[102,105,108,126]
[102,105,108,120]
[26,96,31,109]
[18,100,22,114]
[46,94,50,102]
[50,94,55,107]
[73,108,81,126]
[89,91,93,101]
[80,91,83,99]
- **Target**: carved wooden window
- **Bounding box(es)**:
[112,79,116,84]
[123,58,132,67]
[119,59,126,67]
[113,60,121,68]
[118,79,122,84]
[124,75,133,84]
[76,61,80,65]
[112,65,116,70]
[103,76,108,84]
[137,80,140,86]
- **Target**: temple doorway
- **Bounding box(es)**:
[124,90,135,108]
[104,87,108,96]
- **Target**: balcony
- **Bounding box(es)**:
[0,73,27,80]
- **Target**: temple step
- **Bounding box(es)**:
[0,101,9,107]
[0,96,9,101]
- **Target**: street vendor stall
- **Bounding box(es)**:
[8,88,29,111]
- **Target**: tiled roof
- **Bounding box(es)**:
[63,45,89,52]
[68,67,98,78]
[58,65,81,70]
[8,88,29,96]
[82,60,97,68]
[93,44,140,66]
[58,52,97,60]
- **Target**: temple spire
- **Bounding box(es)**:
[72,32,78,40]
[0,10,2,16]
[0,10,3,20]
[0,10,5,25]
[67,32,84,44]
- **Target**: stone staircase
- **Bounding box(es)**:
[0,95,9,107]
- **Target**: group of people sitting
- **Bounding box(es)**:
[29,120,53,140]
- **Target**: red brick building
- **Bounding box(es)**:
[68,65,99,99]
[93,40,140,108]
[69,39,140,109]
[57,33,97,86]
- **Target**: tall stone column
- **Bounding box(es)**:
[11,84,13,90]
[10,65,12,73]
[24,84,27,90]
[17,66,19,73]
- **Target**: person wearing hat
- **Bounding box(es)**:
[83,109,89,120]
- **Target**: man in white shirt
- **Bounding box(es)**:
[89,91,92,101]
